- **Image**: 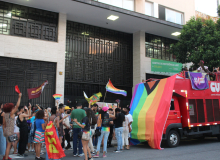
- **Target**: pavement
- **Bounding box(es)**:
[1,138,220,160]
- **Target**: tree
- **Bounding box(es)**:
[170,17,220,69]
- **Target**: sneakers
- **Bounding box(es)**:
[78,153,84,157]
[91,152,96,155]
[103,155,107,158]
[93,154,99,158]
[73,154,78,157]
[18,154,28,157]
[113,150,122,153]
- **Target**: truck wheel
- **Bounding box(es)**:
[166,130,180,148]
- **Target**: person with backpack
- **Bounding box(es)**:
[17,104,32,157]
[88,102,97,155]
[93,106,113,158]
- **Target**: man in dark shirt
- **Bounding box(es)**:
[113,108,125,152]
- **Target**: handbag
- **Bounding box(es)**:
[81,132,90,141]
[8,134,18,142]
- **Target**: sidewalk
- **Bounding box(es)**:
[0,139,118,159]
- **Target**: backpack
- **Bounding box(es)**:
[30,120,36,138]
[16,115,21,128]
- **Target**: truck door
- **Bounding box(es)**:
[167,97,181,123]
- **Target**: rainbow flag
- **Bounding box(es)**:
[106,80,127,96]
[53,94,62,100]
[130,75,176,149]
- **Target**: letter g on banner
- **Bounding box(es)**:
[211,82,216,92]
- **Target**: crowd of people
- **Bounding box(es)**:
[0,93,133,160]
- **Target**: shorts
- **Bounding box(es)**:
[34,131,45,143]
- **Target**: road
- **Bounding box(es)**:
[1,138,220,160]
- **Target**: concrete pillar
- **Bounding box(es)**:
[133,30,145,90]
[56,13,67,103]
[135,0,145,14]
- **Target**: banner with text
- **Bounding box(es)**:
[151,59,182,73]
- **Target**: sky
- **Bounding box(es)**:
[195,0,218,17]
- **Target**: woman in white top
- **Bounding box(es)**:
[122,116,129,150]
[13,112,20,154]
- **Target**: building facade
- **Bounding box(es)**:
[0,0,195,107]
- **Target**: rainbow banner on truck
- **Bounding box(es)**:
[130,75,176,149]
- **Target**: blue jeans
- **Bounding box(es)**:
[115,127,123,151]
[0,126,6,155]
[96,130,110,153]
[46,130,60,160]
[73,128,82,155]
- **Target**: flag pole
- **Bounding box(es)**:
[103,91,107,102]
[103,78,109,102]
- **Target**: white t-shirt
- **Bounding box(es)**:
[126,114,133,123]
[63,113,70,129]
[197,66,208,73]
[126,114,133,129]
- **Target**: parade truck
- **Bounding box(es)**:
[163,72,220,148]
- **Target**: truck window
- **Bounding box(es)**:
[170,99,175,110]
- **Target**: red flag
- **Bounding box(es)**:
[45,122,65,159]
[27,80,48,99]
[15,85,21,94]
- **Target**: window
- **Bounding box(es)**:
[145,1,153,16]
[158,5,183,25]
[170,99,175,110]
[0,1,58,41]
[166,8,183,25]
[95,0,134,11]
[159,5,165,20]
[145,33,177,61]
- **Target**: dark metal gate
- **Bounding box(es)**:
[0,57,56,107]
[65,21,133,107]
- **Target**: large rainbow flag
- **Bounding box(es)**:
[130,75,176,149]
[106,80,127,96]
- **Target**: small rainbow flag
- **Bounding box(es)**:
[106,80,127,96]
[130,75,176,149]
[53,94,62,100]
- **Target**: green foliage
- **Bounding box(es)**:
[170,17,220,69]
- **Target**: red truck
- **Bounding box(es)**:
[163,72,220,147]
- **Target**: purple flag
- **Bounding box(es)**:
[189,72,209,90]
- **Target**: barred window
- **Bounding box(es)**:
[145,33,177,61]
[0,1,58,42]
[65,21,133,102]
